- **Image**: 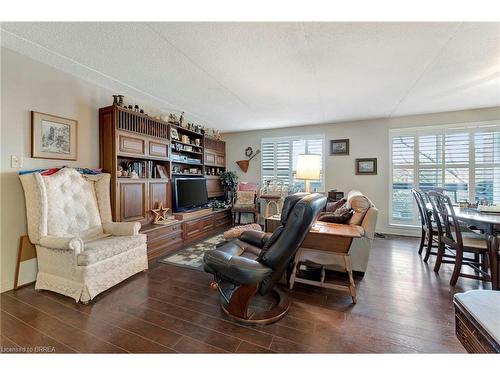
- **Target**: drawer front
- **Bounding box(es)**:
[183,216,215,239]
[147,224,182,242]
[201,216,214,231]
[119,134,146,156]
[183,218,204,239]
[147,231,183,259]
[149,141,169,158]
[213,211,231,227]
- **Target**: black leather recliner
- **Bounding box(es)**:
[203,193,326,324]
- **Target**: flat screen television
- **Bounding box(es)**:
[173,177,209,212]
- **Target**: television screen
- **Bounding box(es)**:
[174,177,208,211]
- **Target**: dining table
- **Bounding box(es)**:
[426,203,499,290]
[426,203,500,236]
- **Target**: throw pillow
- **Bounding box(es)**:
[347,193,373,225]
[318,209,353,224]
[236,191,256,205]
[325,198,346,212]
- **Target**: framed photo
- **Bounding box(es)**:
[31,111,78,160]
[330,139,349,155]
[171,128,179,140]
[156,165,169,179]
[356,158,377,175]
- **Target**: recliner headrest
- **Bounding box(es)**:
[280,192,309,225]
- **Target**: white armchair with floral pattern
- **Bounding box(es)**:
[19,167,148,303]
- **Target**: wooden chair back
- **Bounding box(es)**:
[427,191,463,250]
[412,189,432,234]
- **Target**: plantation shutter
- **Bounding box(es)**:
[261,136,324,191]
[261,139,291,187]
[391,136,415,221]
[444,132,469,203]
[474,131,500,202]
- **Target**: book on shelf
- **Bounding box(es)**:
[120,160,168,179]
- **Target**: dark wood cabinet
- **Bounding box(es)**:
[206,176,224,198]
[100,105,229,259]
[148,180,172,212]
[119,181,147,222]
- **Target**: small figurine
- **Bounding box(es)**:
[168,113,179,124]
[130,171,139,179]
[118,95,124,107]
[179,112,185,127]
[134,105,139,112]
[112,95,119,106]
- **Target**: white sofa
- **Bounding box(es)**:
[19,167,148,303]
[296,190,378,274]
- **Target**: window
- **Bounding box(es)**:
[261,135,325,192]
[390,122,500,226]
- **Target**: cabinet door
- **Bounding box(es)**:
[206,177,224,198]
[118,133,146,156]
[149,181,172,216]
[205,150,216,165]
[149,141,169,158]
[119,181,147,222]
[216,153,225,167]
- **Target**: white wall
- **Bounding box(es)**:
[222,106,500,235]
[0,48,154,292]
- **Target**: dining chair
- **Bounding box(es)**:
[427,191,491,286]
[487,235,499,290]
[412,189,438,262]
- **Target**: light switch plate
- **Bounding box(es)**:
[11,155,23,168]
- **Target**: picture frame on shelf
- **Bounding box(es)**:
[31,111,78,161]
[156,165,169,179]
[355,158,377,175]
[171,128,179,140]
[330,139,349,155]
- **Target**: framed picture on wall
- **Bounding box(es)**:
[330,139,349,155]
[355,158,377,175]
[31,111,78,160]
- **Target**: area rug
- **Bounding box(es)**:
[159,234,227,271]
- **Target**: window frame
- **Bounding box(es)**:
[261,134,326,192]
[389,121,500,227]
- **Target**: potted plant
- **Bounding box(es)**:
[220,171,238,204]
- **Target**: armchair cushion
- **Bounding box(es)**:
[77,234,147,266]
[103,222,141,236]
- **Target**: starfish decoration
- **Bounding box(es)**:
[151,202,170,224]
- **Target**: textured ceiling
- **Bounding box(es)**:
[1,22,499,132]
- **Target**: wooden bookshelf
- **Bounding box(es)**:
[99,105,228,259]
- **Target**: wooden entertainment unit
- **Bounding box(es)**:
[99,105,231,259]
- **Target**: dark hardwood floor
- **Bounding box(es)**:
[0,235,490,353]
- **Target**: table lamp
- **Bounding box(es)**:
[295,154,321,193]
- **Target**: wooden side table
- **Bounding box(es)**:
[289,222,363,303]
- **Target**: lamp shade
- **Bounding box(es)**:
[295,154,321,180]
